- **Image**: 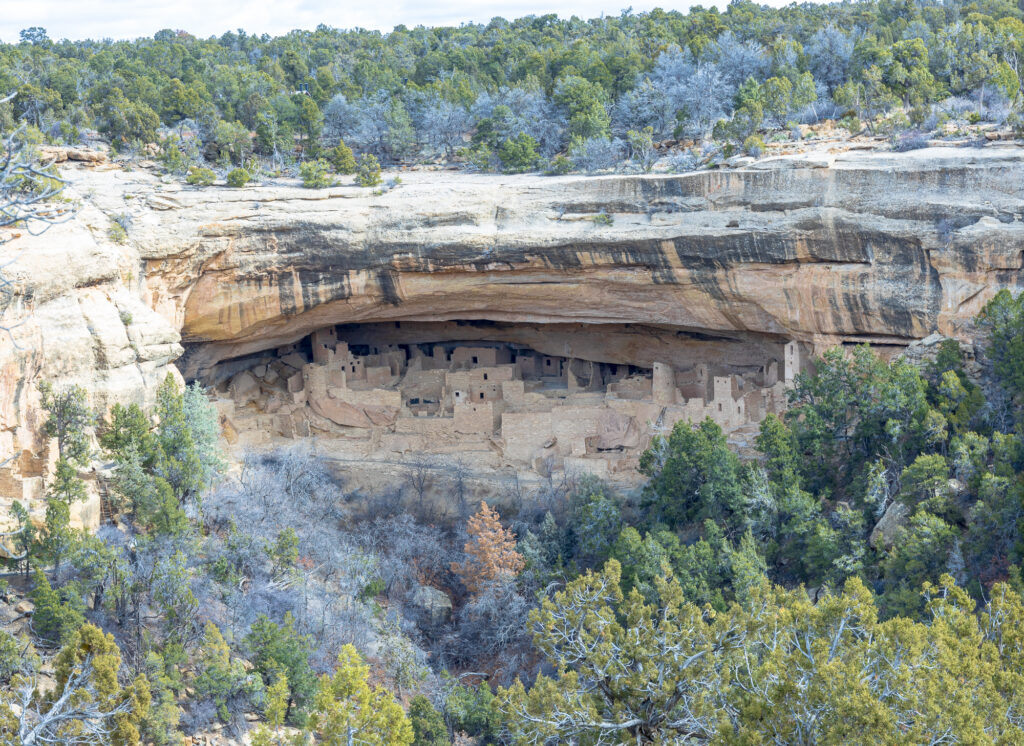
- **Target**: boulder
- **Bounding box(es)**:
[409,584,452,626]
[869,501,911,550]
[229,371,259,406]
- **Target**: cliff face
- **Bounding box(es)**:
[1,144,1023,524]
[77,145,1022,378]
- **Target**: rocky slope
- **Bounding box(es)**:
[1,143,1022,525]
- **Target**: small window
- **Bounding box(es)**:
[483,373,488,380]
[472,356,478,364]
[479,392,484,399]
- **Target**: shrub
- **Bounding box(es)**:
[743,135,765,157]
[355,153,382,187]
[327,138,357,174]
[838,114,860,133]
[569,135,624,173]
[161,141,187,173]
[667,150,701,172]
[0,629,20,683]
[29,569,84,645]
[300,159,335,189]
[458,142,494,171]
[108,222,128,244]
[545,154,573,175]
[226,168,250,187]
[892,131,929,152]
[186,166,216,186]
[409,695,448,746]
[498,133,540,173]
[591,211,614,226]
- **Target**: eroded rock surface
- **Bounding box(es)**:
[74,145,1024,378]
[1,144,1022,525]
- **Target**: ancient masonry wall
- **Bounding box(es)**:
[213,332,806,479]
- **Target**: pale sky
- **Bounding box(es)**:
[1,0,748,43]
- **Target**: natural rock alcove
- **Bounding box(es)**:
[197,319,805,483]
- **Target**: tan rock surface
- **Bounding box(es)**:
[1,144,1023,521]
[52,145,1022,379]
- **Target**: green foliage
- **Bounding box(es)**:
[300,158,335,188]
[545,154,573,175]
[980,290,1024,400]
[640,417,746,532]
[743,134,766,156]
[194,622,263,722]
[502,562,1024,744]
[443,681,500,741]
[29,568,84,645]
[50,623,151,745]
[787,345,929,497]
[408,695,448,746]
[625,126,655,172]
[306,644,414,745]
[497,133,540,173]
[246,613,316,721]
[139,651,183,745]
[881,511,958,616]
[327,138,357,174]
[186,166,216,186]
[458,142,493,171]
[0,630,21,684]
[226,167,251,187]
[38,381,93,465]
[355,153,383,187]
[267,527,299,578]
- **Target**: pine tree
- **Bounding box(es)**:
[452,502,525,595]
[306,644,414,746]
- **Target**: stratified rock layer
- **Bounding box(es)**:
[74,145,1021,378]
[1,144,1023,524]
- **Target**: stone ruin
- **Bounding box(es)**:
[208,324,806,482]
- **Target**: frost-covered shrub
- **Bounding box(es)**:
[569,136,624,173]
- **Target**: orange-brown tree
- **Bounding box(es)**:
[453,502,525,595]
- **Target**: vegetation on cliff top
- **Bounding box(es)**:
[1,0,1023,179]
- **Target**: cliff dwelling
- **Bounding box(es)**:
[198,320,806,482]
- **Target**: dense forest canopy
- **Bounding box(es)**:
[2,0,1024,176]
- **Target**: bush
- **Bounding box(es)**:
[498,133,541,173]
[300,159,335,189]
[457,142,494,171]
[892,131,929,152]
[327,138,357,174]
[108,222,128,244]
[569,136,624,173]
[0,629,20,683]
[161,141,187,173]
[355,153,382,187]
[743,135,765,157]
[667,150,701,172]
[409,695,448,746]
[545,154,573,175]
[186,166,216,186]
[838,114,860,134]
[29,569,84,645]
[226,168,250,187]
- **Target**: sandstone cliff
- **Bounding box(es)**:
[1,144,1022,523]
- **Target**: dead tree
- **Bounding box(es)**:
[1,91,74,341]
[4,659,133,745]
